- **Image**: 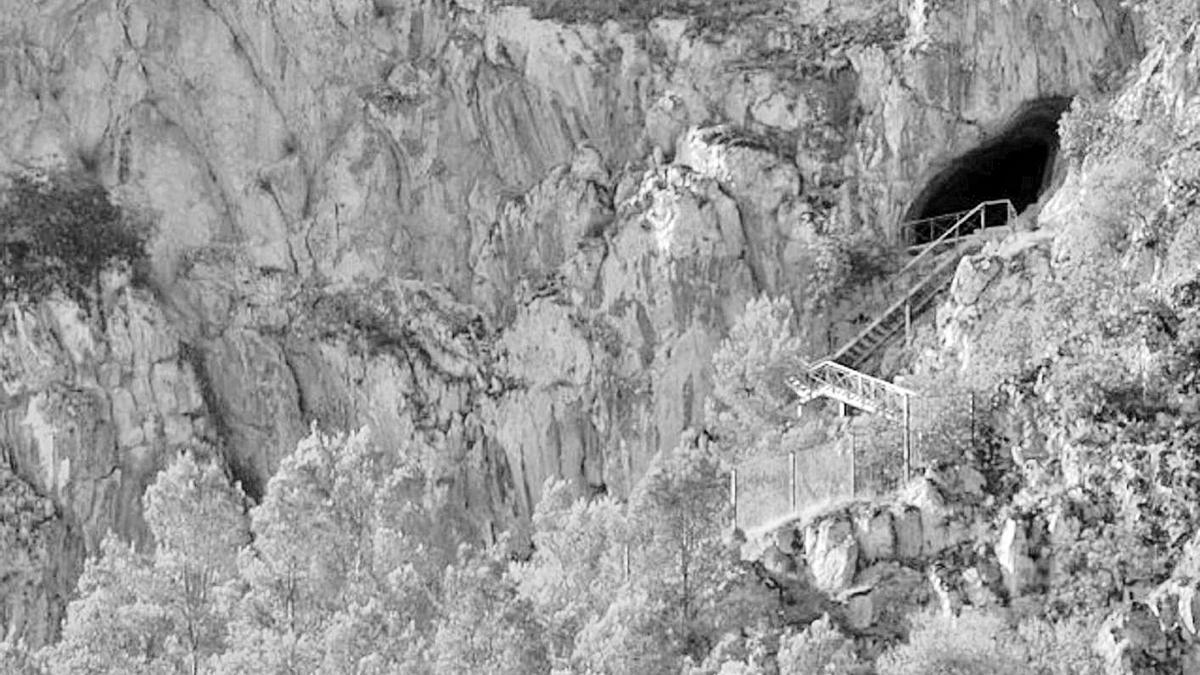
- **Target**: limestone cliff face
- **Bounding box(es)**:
[0,0,1139,646]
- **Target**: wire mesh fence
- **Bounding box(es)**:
[731,391,991,531]
[731,442,854,532]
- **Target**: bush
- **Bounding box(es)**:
[777,615,866,675]
[0,171,149,302]
[1058,97,1122,165]
[1125,0,1200,42]
[876,609,1027,675]
[877,608,1106,675]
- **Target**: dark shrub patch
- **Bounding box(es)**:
[0,171,150,303]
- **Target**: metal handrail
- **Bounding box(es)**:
[829,243,967,366]
[809,359,916,398]
[834,200,1017,358]
[896,199,1014,278]
[787,199,1020,418]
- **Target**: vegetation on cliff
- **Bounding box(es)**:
[0,171,150,303]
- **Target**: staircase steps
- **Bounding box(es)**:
[786,199,1018,416]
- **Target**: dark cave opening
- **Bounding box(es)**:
[906,97,1071,243]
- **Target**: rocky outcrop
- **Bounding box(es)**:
[0,0,1144,648]
[0,280,209,645]
[748,477,1006,636]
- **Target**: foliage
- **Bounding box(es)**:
[1058,97,1123,165]
[0,171,149,302]
[876,609,1028,675]
[777,615,867,675]
[0,642,40,675]
[807,234,895,314]
[1014,613,1106,675]
[629,436,738,651]
[504,0,767,27]
[878,608,1106,675]
[41,452,248,675]
[1123,0,1200,42]
[510,434,770,674]
[708,295,806,460]
[430,549,550,675]
[684,626,776,675]
[215,426,461,674]
[572,589,680,675]
[511,480,631,661]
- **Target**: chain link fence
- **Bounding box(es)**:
[732,391,990,531]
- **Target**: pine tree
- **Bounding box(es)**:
[42,451,248,675]
[213,426,457,674]
[510,479,631,662]
[707,295,807,459]
[430,548,549,675]
[628,432,737,658]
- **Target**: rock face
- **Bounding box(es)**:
[754,478,998,636]
[0,0,1141,646]
[0,284,208,647]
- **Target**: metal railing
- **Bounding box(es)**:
[900,199,1017,252]
[788,359,916,420]
[828,241,968,368]
[729,201,1021,531]
[823,199,1019,371]
[896,199,1016,277]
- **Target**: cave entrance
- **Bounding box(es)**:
[905,97,1071,244]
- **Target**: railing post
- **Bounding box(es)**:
[970,391,976,448]
[903,393,912,482]
[789,450,797,512]
[850,433,857,497]
[904,301,912,346]
[730,469,738,530]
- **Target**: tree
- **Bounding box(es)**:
[708,295,807,460]
[0,170,149,302]
[430,548,549,675]
[623,433,770,665]
[629,434,731,641]
[876,609,1028,675]
[777,615,865,675]
[572,589,680,675]
[214,426,459,674]
[42,451,248,675]
[510,479,631,662]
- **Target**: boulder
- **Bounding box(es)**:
[853,508,895,563]
[995,518,1039,598]
[838,562,927,635]
[961,567,1001,608]
[950,254,1002,306]
[1095,605,1175,675]
[1149,579,1200,639]
[804,516,859,593]
[892,505,923,561]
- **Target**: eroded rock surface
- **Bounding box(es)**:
[0,0,1142,646]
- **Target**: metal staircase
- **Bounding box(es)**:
[786,360,916,421]
[786,199,1017,417]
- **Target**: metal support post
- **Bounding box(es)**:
[969,391,976,448]
[904,302,912,346]
[729,470,738,530]
[903,393,912,481]
[850,433,857,497]
[789,450,797,512]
